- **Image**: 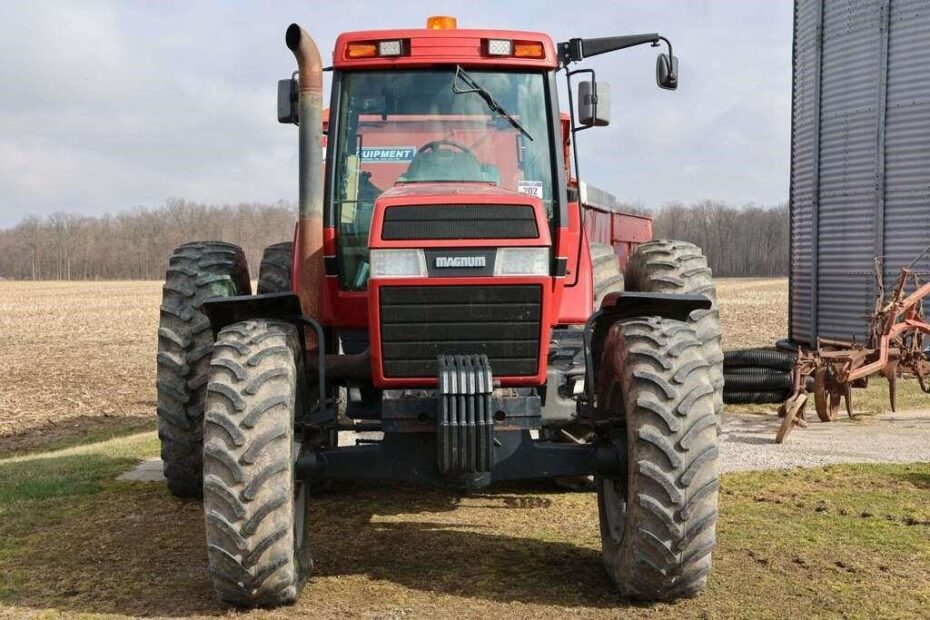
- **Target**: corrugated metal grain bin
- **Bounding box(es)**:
[790,0,930,345]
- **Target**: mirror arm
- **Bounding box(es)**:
[653,36,677,81]
[558,33,669,66]
[567,68,598,135]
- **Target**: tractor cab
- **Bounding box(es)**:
[329,65,557,293]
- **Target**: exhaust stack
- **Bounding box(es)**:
[285,23,325,343]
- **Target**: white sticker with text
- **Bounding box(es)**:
[517,180,543,198]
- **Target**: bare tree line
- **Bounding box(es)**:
[0,198,788,280]
[653,201,789,277]
[0,199,295,281]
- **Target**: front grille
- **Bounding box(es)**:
[379,285,542,378]
[382,205,538,240]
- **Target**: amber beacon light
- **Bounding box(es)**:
[426,15,457,29]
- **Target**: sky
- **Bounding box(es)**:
[0,1,794,227]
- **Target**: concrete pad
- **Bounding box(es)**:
[117,457,165,482]
[720,410,930,473]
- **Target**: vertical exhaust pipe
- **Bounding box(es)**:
[285,23,324,345]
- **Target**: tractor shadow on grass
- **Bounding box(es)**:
[0,450,224,617]
[0,450,647,616]
[893,468,930,490]
[306,481,638,610]
[0,413,154,458]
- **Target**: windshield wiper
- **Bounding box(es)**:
[452,65,534,141]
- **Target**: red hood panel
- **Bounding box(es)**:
[370,182,551,248]
[380,182,534,203]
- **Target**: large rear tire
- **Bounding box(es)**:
[203,319,310,607]
[590,242,624,310]
[257,242,293,294]
[596,316,718,600]
[157,241,251,498]
[626,240,724,428]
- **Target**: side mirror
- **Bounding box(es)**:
[578,81,610,127]
[656,53,678,90]
[278,78,299,124]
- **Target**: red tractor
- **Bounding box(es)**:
[156,16,723,607]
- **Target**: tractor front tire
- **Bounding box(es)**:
[157,241,251,498]
[596,316,718,600]
[626,240,724,429]
[257,242,294,294]
[203,319,310,607]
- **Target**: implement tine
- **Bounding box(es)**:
[883,360,899,413]
[814,366,830,422]
[843,382,854,418]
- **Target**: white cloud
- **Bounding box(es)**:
[0,0,793,226]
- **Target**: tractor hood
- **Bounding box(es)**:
[381,182,539,202]
[369,182,552,250]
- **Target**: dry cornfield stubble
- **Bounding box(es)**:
[715,278,788,350]
[1,277,784,454]
[0,282,161,453]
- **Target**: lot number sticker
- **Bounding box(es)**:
[517,180,544,198]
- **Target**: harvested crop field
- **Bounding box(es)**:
[0,276,915,455]
[0,281,160,454]
[715,278,788,349]
[1,278,930,617]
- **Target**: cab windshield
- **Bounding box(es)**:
[331,68,556,290]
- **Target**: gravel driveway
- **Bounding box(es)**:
[720,410,930,472]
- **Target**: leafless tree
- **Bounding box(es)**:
[0,199,294,280]
[0,198,788,280]
[653,201,789,277]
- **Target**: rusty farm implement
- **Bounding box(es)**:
[776,258,930,443]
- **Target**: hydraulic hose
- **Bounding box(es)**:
[723,390,789,405]
[723,349,795,372]
[723,372,792,391]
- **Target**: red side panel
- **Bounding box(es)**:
[611,212,652,269]
[556,201,593,325]
[320,225,369,328]
[583,207,612,245]
[582,207,653,271]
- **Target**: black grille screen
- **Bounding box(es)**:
[379,285,542,378]
[382,205,538,240]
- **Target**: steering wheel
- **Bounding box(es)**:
[417,139,477,158]
[405,139,483,182]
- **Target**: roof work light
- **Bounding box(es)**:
[426,15,457,29]
[485,39,545,59]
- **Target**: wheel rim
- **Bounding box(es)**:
[293,440,307,554]
[602,476,629,543]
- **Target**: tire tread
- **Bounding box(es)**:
[596,316,719,601]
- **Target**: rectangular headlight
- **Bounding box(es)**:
[370,249,428,278]
[486,39,513,56]
[378,40,404,56]
[495,247,549,276]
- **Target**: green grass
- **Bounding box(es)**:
[0,434,927,618]
[733,375,929,418]
[0,415,156,460]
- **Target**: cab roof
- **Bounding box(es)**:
[333,28,558,70]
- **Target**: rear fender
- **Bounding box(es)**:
[201,293,331,421]
[202,292,305,337]
[582,292,712,406]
